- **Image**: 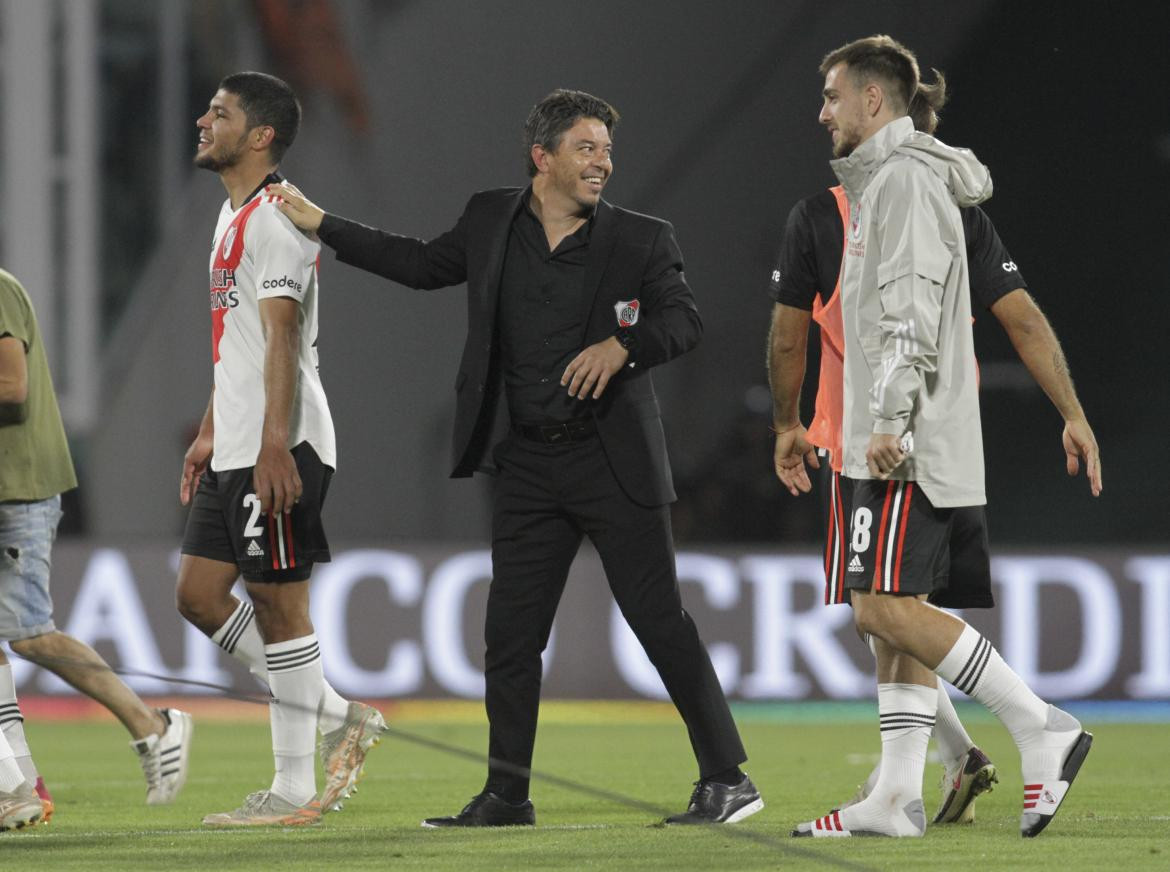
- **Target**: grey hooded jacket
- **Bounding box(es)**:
[830,116,992,507]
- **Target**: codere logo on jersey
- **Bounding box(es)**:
[210,268,239,310]
[261,276,303,293]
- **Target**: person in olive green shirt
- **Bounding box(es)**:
[0,270,192,828]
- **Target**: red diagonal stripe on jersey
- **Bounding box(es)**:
[209,197,264,363]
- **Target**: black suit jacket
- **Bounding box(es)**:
[317,187,702,507]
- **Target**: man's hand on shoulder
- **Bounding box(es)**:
[562,336,629,400]
[773,423,819,496]
[265,181,325,237]
[253,442,303,516]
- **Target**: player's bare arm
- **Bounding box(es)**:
[266,181,325,235]
[180,390,215,505]
[254,296,304,515]
[990,289,1102,495]
[767,303,819,495]
[561,336,629,400]
[0,334,29,425]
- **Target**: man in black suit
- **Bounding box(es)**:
[268,89,760,827]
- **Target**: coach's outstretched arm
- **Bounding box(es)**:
[267,182,468,290]
[990,288,1102,495]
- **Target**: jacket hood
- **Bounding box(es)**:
[831,116,993,207]
[897,130,992,207]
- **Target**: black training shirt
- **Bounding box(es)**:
[768,189,1028,311]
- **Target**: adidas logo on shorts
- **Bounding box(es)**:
[847,554,864,573]
[247,540,264,558]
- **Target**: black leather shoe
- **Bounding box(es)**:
[421,791,536,828]
[665,774,764,824]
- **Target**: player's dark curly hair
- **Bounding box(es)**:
[219,71,301,163]
[523,89,620,177]
[820,34,945,126]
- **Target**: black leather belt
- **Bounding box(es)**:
[515,418,597,444]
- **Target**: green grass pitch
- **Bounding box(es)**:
[2,702,1167,870]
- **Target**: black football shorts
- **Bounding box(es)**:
[822,468,992,607]
[181,441,332,583]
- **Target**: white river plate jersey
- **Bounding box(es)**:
[207,189,336,472]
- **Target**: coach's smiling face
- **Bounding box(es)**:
[533,116,613,214]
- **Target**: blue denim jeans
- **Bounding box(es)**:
[0,496,61,640]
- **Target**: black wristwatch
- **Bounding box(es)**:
[614,328,638,367]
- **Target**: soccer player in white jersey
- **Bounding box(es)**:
[176,72,384,827]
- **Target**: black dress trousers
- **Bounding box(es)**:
[482,431,747,799]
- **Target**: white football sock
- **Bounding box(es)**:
[0,664,37,782]
[933,679,975,765]
[935,624,1048,743]
[266,635,323,806]
[833,683,934,836]
[212,601,349,734]
[862,636,976,780]
[210,599,269,685]
[0,726,24,793]
[935,624,1080,783]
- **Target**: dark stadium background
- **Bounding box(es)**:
[38,0,1157,548]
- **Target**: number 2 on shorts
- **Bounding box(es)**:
[242,493,264,537]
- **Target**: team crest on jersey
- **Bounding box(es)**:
[848,202,865,257]
[221,225,238,259]
[614,299,640,327]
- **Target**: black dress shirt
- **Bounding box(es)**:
[497,193,594,424]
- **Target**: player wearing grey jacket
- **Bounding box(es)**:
[792,35,1091,842]
[832,115,991,507]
